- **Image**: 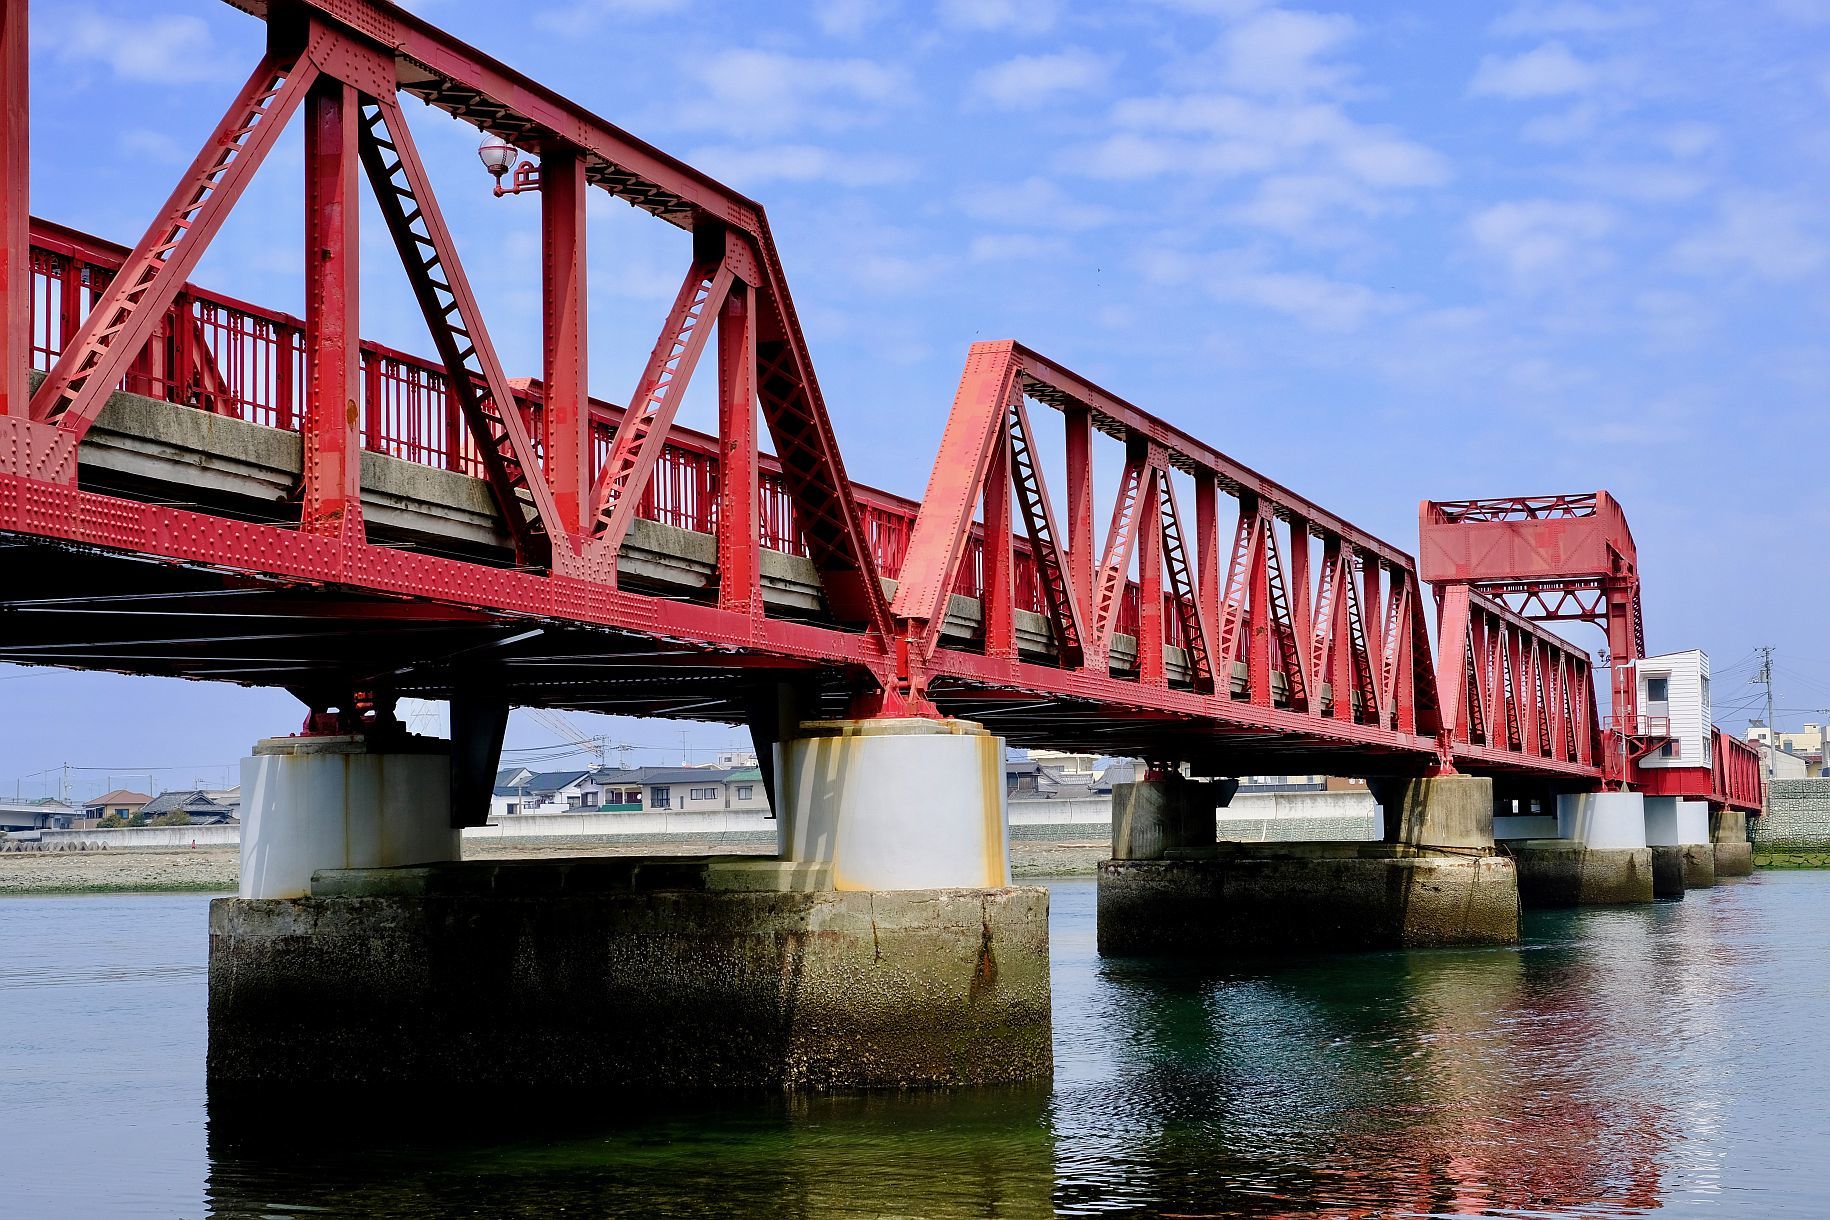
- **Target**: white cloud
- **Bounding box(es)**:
[968,233,1069,262]
[1674,193,1829,282]
[1228,173,1382,236]
[1520,102,1600,144]
[1469,41,1598,98]
[1138,0,1268,14]
[938,0,1057,33]
[117,128,186,164]
[816,0,896,37]
[1469,198,1616,279]
[1078,94,1448,189]
[35,9,230,84]
[691,143,915,188]
[1662,121,1720,160]
[958,176,1119,231]
[1561,162,1707,204]
[853,251,949,292]
[1491,2,1652,36]
[1216,8,1357,96]
[969,49,1110,109]
[535,0,687,35]
[1218,268,1395,331]
[677,50,909,137]
[1142,246,1401,331]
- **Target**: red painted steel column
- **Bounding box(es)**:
[541,144,588,541]
[1064,404,1094,619]
[301,76,362,537]
[983,421,1015,660]
[0,0,26,418]
[717,283,761,617]
[1360,558,1384,723]
[1137,469,1165,687]
[1245,502,1271,704]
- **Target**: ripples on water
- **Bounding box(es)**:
[4,874,1830,1217]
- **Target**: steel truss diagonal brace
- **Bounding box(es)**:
[1006,389,1085,669]
[589,254,735,560]
[1091,443,1150,659]
[1153,469,1212,693]
[29,49,318,442]
[357,94,561,565]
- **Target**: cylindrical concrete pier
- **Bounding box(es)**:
[778,717,1009,890]
[239,733,457,900]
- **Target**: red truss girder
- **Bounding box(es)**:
[1419,491,1691,788]
[0,0,1641,784]
[29,47,315,471]
[1433,584,1600,774]
[0,0,898,695]
[891,340,1443,761]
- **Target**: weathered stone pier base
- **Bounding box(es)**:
[1096,773,1518,955]
[1098,845,1518,954]
[1508,841,1654,905]
[209,858,1049,1090]
[1713,808,1753,877]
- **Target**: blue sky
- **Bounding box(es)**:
[6,0,1830,798]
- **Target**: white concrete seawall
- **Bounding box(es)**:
[36,789,1381,850]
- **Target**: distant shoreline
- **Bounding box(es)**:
[0,837,1111,896]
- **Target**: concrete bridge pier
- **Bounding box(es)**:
[209,713,1051,1093]
[1505,792,1655,906]
[1645,797,1715,895]
[1096,772,1518,955]
[236,731,459,901]
[1712,808,1754,877]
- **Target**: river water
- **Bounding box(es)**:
[3,872,1829,1218]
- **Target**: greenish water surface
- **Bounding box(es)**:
[3,872,1827,1217]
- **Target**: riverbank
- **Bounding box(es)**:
[1755,848,1830,869]
[0,836,1113,895]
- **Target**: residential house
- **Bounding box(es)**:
[83,789,152,823]
[1753,740,1811,780]
[622,766,767,813]
[1007,751,1105,801]
[138,790,239,825]
[488,765,769,819]
[1747,721,1825,776]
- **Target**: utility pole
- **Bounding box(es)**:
[1755,646,1776,784]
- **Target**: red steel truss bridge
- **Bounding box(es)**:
[0,0,1760,814]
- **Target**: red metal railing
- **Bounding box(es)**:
[24,219,1091,621]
